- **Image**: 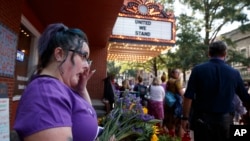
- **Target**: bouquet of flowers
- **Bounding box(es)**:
[98,90,161,141]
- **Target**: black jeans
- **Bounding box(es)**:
[192,112,234,141]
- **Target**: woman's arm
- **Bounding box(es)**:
[77,68,96,105]
[24,127,72,141]
[176,79,184,95]
[178,88,185,96]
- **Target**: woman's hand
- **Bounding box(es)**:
[76,64,96,104]
[77,60,95,92]
[81,68,96,88]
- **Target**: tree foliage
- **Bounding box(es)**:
[107,61,121,76]
[179,0,250,44]
[163,0,250,69]
[164,14,208,81]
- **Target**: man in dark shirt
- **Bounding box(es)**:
[103,75,116,113]
[181,41,250,141]
[133,75,148,106]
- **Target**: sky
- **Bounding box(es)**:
[172,1,250,35]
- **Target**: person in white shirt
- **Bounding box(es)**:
[148,77,165,125]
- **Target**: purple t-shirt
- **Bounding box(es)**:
[14,75,98,141]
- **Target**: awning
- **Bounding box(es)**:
[107,42,173,63]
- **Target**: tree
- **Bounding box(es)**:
[161,0,250,82]
[107,61,121,76]
[117,57,168,78]
[179,0,250,44]
[164,14,207,82]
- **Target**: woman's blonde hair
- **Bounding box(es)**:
[152,77,161,85]
[122,79,130,89]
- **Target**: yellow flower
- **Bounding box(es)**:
[142,107,148,114]
[151,134,158,141]
[152,125,160,134]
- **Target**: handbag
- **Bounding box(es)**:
[165,91,176,107]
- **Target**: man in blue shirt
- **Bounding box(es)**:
[181,41,250,141]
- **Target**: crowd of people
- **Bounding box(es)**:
[102,41,250,141]
[13,22,250,141]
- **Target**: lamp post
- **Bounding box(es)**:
[125,70,128,80]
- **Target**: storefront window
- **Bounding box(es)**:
[14,25,32,96]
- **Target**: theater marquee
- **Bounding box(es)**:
[108,0,176,62]
[112,17,173,40]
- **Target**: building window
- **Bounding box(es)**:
[240,48,247,57]
[14,25,32,96]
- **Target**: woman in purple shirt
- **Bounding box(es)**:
[14,23,114,141]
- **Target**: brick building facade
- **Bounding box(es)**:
[0,0,109,130]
